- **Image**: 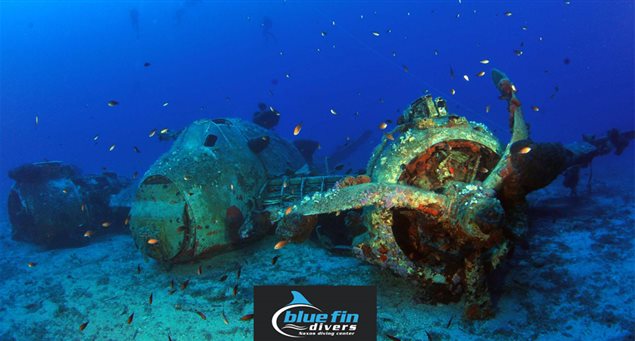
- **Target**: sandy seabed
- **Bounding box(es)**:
[0,171,633,341]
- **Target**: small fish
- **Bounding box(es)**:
[504,11,512,16]
[521,25,528,31]
[329,108,337,115]
[480,167,489,173]
[137,264,142,274]
[485,105,490,113]
[108,144,116,152]
[511,84,517,92]
[378,122,388,130]
[385,133,394,141]
[35,115,39,125]
[519,146,532,154]
[284,206,293,215]
[320,31,327,37]
[160,128,169,134]
[127,313,134,324]
[514,49,524,56]
[27,262,37,268]
[170,279,174,289]
[148,129,157,137]
[334,164,344,171]
[162,102,169,107]
[219,274,228,282]
[80,203,86,212]
[425,331,433,341]
[93,135,99,142]
[143,62,151,67]
[233,284,238,296]
[531,105,540,112]
[386,334,401,341]
[272,255,280,265]
[371,31,380,36]
[195,310,207,320]
[124,216,130,225]
[101,221,111,228]
[149,293,153,305]
[274,240,288,250]
[181,279,190,290]
[450,89,456,95]
[221,310,229,325]
[133,146,141,153]
[476,71,485,77]
[240,313,254,321]
[107,100,119,107]
[293,123,302,136]
[83,230,94,238]
[62,189,68,194]
[237,265,242,281]
[168,289,177,295]
[449,66,455,78]
[402,64,409,72]
[480,59,490,64]
[447,315,454,328]
[79,321,89,331]
[197,265,202,276]
[463,74,470,81]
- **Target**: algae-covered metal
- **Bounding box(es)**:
[129,118,306,263]
[274,69,630,319]
[276,93,505,319]
[7,161,131,248]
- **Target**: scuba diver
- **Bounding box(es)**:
[252,102,280,129]
[129,8,140,39]
[261,17,277,43]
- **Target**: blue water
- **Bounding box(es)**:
[1,1,634,340]
[2,1,633,191]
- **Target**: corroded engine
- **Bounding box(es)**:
[274,69,630,319]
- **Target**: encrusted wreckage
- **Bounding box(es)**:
[7,161,131,248]
[128,118,307,262]
[124,69,632,319]
[273,69,633,319]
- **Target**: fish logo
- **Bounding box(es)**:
[272,291,320,338]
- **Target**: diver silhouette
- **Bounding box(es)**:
[261,16,277,43]
[129,8,140,39]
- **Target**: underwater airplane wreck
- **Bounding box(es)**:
[8,69,633,320]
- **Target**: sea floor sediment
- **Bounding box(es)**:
[0,175,633,341]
